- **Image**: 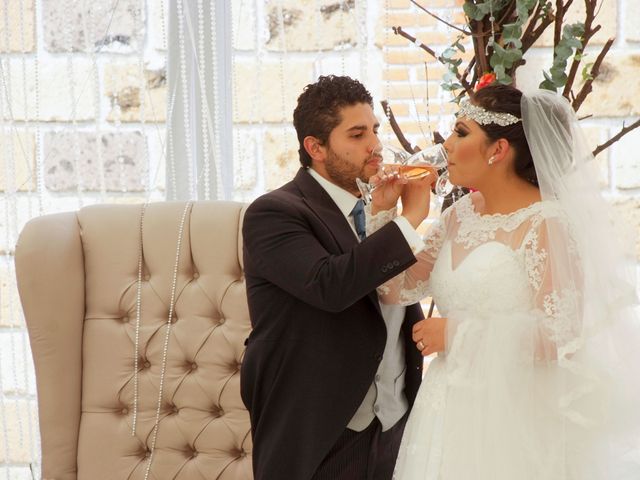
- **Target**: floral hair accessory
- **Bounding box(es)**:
[455,100,521,127]
[475,72,496,91]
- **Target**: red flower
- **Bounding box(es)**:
[475,72,496,91]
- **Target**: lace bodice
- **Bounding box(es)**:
[370,193,582,354]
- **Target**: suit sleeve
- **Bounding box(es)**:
[242,195,418,313]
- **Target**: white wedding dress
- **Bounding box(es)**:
[369,192,638,480]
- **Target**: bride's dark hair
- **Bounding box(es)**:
[472,83,538,187]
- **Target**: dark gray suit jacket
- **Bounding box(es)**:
[240,168,424,480]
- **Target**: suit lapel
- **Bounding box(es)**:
[293,169,359,254]
[293,169,383,316]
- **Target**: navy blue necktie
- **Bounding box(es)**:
[351,199,366,241]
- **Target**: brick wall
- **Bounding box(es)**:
[380,0,640,249]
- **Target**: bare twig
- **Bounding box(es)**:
[392,26,437,58]
[521,0,544,43]
[410,0,471,35]
[522,0,576,53]
[472,20,490,75]
[381,100,417,153]
[572,37,614,111]
[593,118,640,156]
[563,0,600,98]
[461,58,477,85]
[392,27,474,95]
[554,0,565,47]
[497,0,517,27]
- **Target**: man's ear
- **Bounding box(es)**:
[303,136,326,164]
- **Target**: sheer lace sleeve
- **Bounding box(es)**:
[365,205,398,235]
[377,206,452,306]
[523,212,583,361]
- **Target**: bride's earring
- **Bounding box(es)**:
[488,155,496,165]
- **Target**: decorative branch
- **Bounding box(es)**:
[572,37,614,111]
[554,0,565,47]
[497,0,517,27]
[381,100,417,153]
[409,0,471,35]
[563,0,601,98]
[392,26,437,58]
[472,20,490,75]
[392,27,474,95]
[522,0,576,54]
[593,118,640,156]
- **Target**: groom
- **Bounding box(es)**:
[241,75,432,479]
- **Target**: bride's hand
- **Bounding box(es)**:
[400,174,432,229]
[412,317,447,356]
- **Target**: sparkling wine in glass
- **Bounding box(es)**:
[357,143,451,204]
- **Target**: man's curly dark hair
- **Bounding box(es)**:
[293,75,373,168]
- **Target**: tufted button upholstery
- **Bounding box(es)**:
[15,201,254,480]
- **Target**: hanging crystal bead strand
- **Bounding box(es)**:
[131,202,148,436]
[143,202,192,480]
[176,0,195,199]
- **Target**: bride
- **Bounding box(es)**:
[369,84,640,479]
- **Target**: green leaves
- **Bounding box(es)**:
[439,34,467,94]
[539,22,585,91]
[484,0,536,85]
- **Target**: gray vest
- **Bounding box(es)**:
[347,302,409,432]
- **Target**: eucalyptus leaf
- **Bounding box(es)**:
[463,2,485,20]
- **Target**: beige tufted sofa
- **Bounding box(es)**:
[15,202,253,480]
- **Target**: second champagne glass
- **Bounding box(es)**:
[357,143,450,204]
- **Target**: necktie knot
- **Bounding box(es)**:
[351,199,366,241]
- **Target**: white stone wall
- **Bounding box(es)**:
[0,0,382,476]
[0,0,168,476]
[1,0,638,476]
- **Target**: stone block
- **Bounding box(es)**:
[513,51,548,91]
[384,48,433,65]
[385,13,437,28]
[388,0,411,8]
[384,102,410,117]
[147,127,167,191]
[0,0,35,52]
[577,54,640,117]
[265,0,360,52]
[625,1,640,42]
[233,59,315,123]
[386,81,441,101]
[383,68,410,81]
[5,58,95,122]
[580,125,609,188]
[104,63,167,123]
[149,0,168,51]
[612,126,640,190]
[0,329,33,393]
[314,51,366,80]
[396,120,440,136]
[233,130,259,191]
[0,266,20,327]
[44,131,148,192]
[611,197,640,260]
[538,1,617,47]
[0,399,38,463]
[415,101,458,116]
[263,128,299,191]
[233,1,257,51]
[0,132,36,192]
[42,0,144,53]
[378,29,453,49]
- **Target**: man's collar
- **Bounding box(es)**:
[307,168,360,218]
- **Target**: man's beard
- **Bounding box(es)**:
[324,148,370,194]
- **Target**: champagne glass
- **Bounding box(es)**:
[356,143,451,204]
